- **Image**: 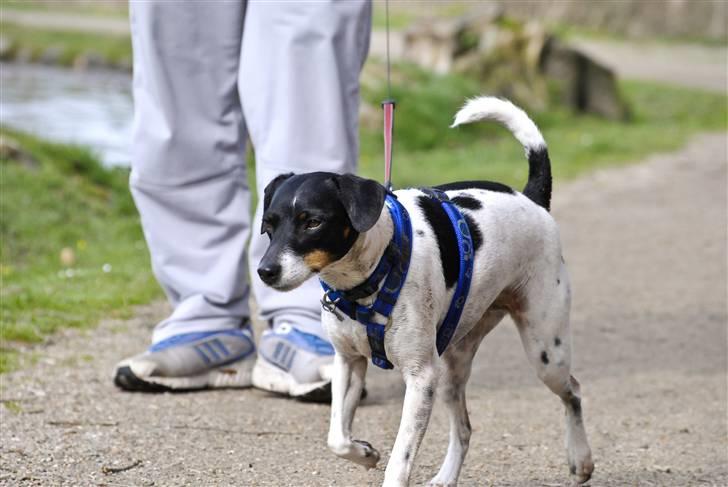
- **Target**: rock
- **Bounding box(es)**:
[402,14,628,119]
[403,18,465,74]
[403,6,504,75]
[540,38,629,120]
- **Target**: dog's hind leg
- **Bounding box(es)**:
[511,263,594,484]
[327,353,379,468]
[429,311,506,487]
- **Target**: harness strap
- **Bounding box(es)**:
[320,189,473,368]
[419,188,475,355]
[320,195,412,369]
[338,241,399,301]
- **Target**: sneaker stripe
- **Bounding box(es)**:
[286,349,297,370]
[279,343,290,367]
[194,345,211,364]
[273,342,284,361]
[202,342,221,361]
[150,328,253,353]
[213,338,230,357]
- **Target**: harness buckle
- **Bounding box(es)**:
[321,290,344,321]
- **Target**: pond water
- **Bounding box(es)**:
[0,62,133,167]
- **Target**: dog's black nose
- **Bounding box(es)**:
[257,264,281,284]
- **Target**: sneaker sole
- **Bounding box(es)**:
[114,355,255,392]
[251,358,332,403]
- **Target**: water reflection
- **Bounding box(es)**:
[0,62,133,167]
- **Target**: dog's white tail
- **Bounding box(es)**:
[451,96,546,152]
[450,96,552,211]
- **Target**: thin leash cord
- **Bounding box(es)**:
[385,0,392,100]
[382,0,395,191]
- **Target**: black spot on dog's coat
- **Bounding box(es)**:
[416,229,425,237]
[404,450,410,461]
[463,213,483,252]
[451,195,483,210]
[435,180,514,194]
[417,195,484,288]
[541,351,549,365]
[554,337,562,346]
[417,196,459,288]
[424,385,434,400]
[568,394,582,416]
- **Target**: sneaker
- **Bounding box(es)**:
[252,323,335,403]
[113,327,256,392]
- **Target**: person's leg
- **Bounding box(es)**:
[115,1,255,391]
[240,0,371,398]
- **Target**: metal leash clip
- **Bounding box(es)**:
[321,290,344,321]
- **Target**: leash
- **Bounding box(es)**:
[382,0,395,191]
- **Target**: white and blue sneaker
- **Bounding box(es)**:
[252,323,335,403]
[113,327,256,392]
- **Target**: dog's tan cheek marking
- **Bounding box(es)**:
[304,250,334,272]
[343,226,351,239]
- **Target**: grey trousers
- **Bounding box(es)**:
[129,1,371,343]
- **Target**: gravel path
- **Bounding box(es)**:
[2,133,726,486]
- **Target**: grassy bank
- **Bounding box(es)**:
[0,130,161,373]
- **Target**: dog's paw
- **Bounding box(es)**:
[428,477,457,487]
[568,453,594,485]
[352,439,380,469]
[330,438,380,469]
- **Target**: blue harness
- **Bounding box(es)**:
[320,190,474,369]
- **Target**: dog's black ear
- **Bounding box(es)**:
[333,174,387,233]
[263,173,294,213]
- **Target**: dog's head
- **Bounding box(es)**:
[257,172,386,291]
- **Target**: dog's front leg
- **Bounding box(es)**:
[327,352,379,468]
[383,364,439,487]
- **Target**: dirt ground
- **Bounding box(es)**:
[1,132,725,486]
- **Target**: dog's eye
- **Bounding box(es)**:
[306,218,322,230]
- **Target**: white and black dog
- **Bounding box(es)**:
[257,97,594,486]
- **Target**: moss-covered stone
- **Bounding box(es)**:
[403,14,629,120]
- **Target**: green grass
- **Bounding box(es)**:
[0,129,161,373]
[0,21,132,67]
[0,58,725,374]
